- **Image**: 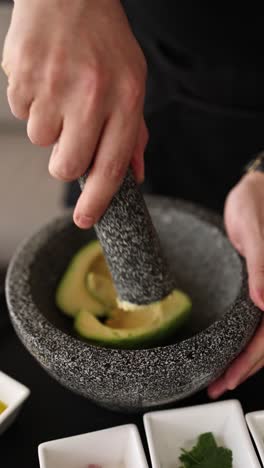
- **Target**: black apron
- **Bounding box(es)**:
[66,2,264,213]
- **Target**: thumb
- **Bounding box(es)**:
[243,235,264,310]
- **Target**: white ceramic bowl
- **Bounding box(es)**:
[144,399,260,468]
[0,370,30,435]
[246,411,264,464]
[38,424,149,468]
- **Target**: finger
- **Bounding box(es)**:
[131,118,148,183]
[1,60,10,78]
[235,359,264,387]
[247,357,264,378]
[7,82,33,120]
[208,317,264,398]
[49,102,105,182]
[228,355,264,389]
[207,376,227,399]
[222,319,264,387]
[74,108,141,228]
[239,322,264,382]
[27,98,62,146]
[242,234,264,310]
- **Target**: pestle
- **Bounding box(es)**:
[79,169,175,306]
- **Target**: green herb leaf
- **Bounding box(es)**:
[179,432,232,468]
[198,446,232,468]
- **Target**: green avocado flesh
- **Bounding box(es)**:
[87,272,117,308]
[56,241,106,317]
[74,290,191,348]
[56,240,192,347]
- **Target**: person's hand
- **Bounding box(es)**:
[2,0,148,228]
[208,171,264,398]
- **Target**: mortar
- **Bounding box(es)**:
[5,192,261,411]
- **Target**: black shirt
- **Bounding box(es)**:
[121,1,264,212]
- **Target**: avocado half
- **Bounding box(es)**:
[75,290,191,348]
[55,241,106,317]
[56,240,192,348]
[87,272,117,309]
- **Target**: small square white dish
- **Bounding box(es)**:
[38,424,149,468]
[0,370,30,435]
[246,411,264,464]
[144,399,260,468]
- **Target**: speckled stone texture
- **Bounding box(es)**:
[79,171,175,305]
[6,197,261,412]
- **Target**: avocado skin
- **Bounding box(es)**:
[74,294,191,349]
[57,240,192,349]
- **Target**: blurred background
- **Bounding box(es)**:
[0,1,64,269]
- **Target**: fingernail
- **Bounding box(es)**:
[208,388,226,399]
[75,214,94,229]
[221,370,251,394]
[208,380,228,399]
[236,372,251,387]
[226,376,246,391]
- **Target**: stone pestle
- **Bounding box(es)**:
[79,169,175,306]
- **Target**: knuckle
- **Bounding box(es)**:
[17,51,35,74]
[10,58,35,88]
[50,45,67,67]
[103,159,127,183]
[1,58,10,77]
[19,38,36,60]
[46,64,64,95]
[7,82,23,100]
[81,63,108,96]
[7,84,18,102]
[120,73,144,111]
[7,85,29,119]
[45,47,68,95]
[49,158,82,181]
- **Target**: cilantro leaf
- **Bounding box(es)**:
[198,446,233,468]
[179,432,232,468]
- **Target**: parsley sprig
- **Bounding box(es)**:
[179,432,233,468]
